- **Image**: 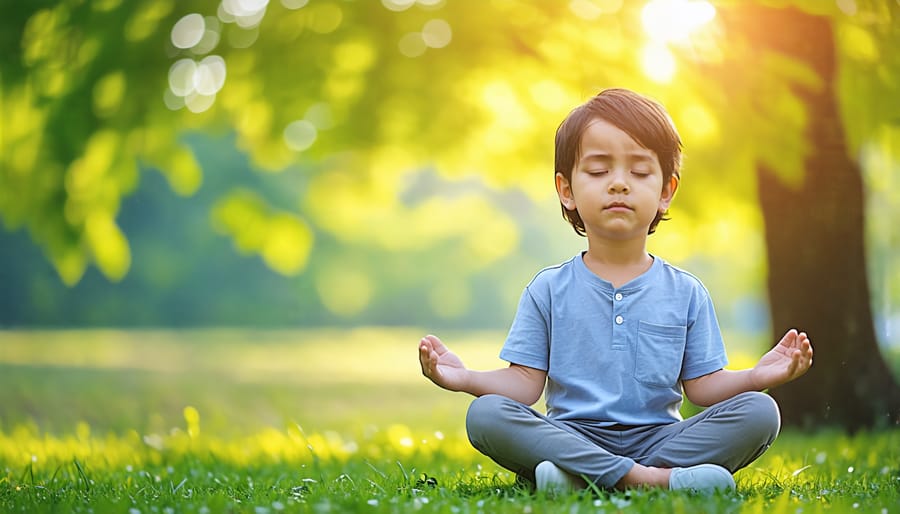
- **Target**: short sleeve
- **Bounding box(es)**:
[680,288,729,380]
[499,287,550,371]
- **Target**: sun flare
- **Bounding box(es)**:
[641,0,716,43]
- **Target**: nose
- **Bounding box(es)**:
[608,172,630,194]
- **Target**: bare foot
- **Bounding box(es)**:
[614,463,672,490]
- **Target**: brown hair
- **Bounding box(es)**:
[554,88,683,236]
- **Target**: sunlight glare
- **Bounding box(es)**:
[641,0,715,43]
[569,0,623,20]
[641,41,676,83]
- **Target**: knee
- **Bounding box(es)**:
[736,391,781,445]
[466,394,515,447]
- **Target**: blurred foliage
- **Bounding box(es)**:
[0,0,898,333]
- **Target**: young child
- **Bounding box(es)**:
[417,88,814,493]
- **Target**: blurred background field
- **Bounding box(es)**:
[0,328,508,437]
[6,327,869,437]
[3,327,898,442]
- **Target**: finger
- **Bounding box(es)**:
[419,347,431,376]
[776,329,797,352]
[428,350,442,380]
[419,340,435,375]
[801,342,813,369]
[787,349,801,377]
[423,334,446,354]
[801,339,812,356]
[787,329,800,347]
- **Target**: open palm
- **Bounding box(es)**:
[751,329,814,390]
[418,334,469,392]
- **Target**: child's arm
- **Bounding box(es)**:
[418,334,547,406]
[683,329,813,407]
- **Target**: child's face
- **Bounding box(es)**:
[556,118,676,242]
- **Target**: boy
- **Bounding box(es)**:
[417,88,814,493]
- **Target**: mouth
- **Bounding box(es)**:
[604,202,633,211]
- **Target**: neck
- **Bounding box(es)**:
[584,236,649,266]
[582,237,653,288]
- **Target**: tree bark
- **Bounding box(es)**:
[724,5,900,430]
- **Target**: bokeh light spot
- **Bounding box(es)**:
[305,103,334,130]
[398,33,426,58]
[168,58,198,97]
[228,26,260,48]
[307,3,343,34]
[185,92,216,113]
[421,19,451,48]
[171,13,206,49]
[333,39,376,73]
[382,0,415,12]
[316,267,373,317]
[164,88,185,110]
[192,27,221,55]
[284,120,318,151]
[261,214,314,275]
[194,55,227,95]
[281,0,309,9]
[221,0,269,28]
[93,71,126,118]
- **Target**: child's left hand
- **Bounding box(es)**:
[750,329,814,390]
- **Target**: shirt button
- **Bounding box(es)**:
[614,293,623,301]
[615,315,624,325]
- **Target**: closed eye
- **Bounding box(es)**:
[631,169,651,176]
[586,169,608,175]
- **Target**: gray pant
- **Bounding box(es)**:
[466,391,780,489]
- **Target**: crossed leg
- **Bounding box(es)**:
[466,391,780,490]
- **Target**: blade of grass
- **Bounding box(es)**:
[72,458,91,492]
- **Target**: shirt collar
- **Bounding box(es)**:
[574,251,663,293]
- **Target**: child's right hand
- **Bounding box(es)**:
[418,334,469,392]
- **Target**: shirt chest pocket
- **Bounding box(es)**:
[633,321,687,388]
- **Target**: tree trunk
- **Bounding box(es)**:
[728,6,900,430]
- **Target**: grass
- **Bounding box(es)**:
[1,328,898,513]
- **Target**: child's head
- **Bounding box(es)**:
[554,88,682,236]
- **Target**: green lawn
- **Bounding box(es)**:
[1,329,898,513]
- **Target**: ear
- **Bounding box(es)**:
[658,175,679,211]
[556,172,576,211]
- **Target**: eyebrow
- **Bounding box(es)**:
[579,152,655,163]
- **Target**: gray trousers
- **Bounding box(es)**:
[466,391,780,489]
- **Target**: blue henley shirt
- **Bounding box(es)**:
[499,253,729,426]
